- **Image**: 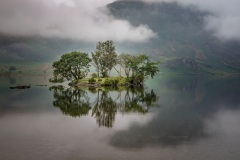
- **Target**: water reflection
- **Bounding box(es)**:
[50,86,158,128]
[165,75,200,92]
[1,75,240,160]
[8,76,17,85]
[123,88,158,113]
[91,90,117,127]
[110,76,240,148]
[49,86,91,117]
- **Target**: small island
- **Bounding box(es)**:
[49,40,159,87]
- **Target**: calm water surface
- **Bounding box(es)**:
[0,74,240,160]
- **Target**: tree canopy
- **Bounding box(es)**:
[50,51,91,83]
[91,40,117,77]
[50,41,159,85]
[118,53,159,85]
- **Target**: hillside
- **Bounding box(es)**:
[0,34,93,64]
[107,1,240,75]
[0,1,240,75]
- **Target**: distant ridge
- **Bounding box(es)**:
[107,1,240,75]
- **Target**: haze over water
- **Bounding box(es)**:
[0,74,240,160]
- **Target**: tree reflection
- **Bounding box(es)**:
[122,88,157,114]
[110,76,240,148]
[49,86,91,117]
[50,86,158,127]
[92,90,117,128]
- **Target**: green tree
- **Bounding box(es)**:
[91,40,117,77]
[50,51,91,83]
[91,73,98,78]
[117,53,132,78]
[91,50,101,77]
[120,53,159,85]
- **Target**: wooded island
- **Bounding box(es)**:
[49,40,159,87]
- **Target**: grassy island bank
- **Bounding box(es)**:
[70,76,141,88]
[50,40,159,86]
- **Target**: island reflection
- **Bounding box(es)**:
[49,86,158,128]
[110,76,240,148]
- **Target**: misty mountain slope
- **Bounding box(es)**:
[0,0,240,75]
[108,1,240,74]
[0,34,93,64]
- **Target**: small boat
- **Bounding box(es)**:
[9,84,31,89]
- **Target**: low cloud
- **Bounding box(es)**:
[0,0,156,43]
[142,0,240,41]
[2,0,239,42]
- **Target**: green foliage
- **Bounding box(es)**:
[118,77,128,85]
[88,78,96,84]
[102,77,129,86]
[104,77,119,86]
[140,60,160,78]
[50,51,91,83]
[78,77,129,87]
[118,53,132,78]
[49,41,159,86]
[91,40,117,77]
[91,73,97,78]
[118,53,160,84]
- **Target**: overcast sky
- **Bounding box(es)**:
[0,0,239,42]
[0,0,156,43]
[143,0,240,41]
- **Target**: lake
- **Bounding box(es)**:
[0,74,240,160]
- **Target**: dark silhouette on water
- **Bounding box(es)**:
[10,84,31,89]
[110,76,240,148]
[50,86,158,127]
[49,86,91,117]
